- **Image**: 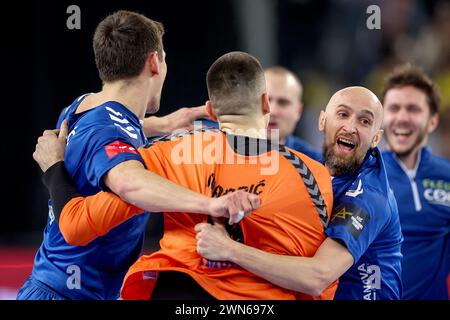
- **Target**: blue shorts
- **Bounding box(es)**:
[16,277,66,300]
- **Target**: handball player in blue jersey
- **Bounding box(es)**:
[196,87,403,299]
[381,64,449,300]
[19,11,258,300]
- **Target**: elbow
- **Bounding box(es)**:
[107,172,137,203]
[58,204,92,247]
[60,226,90,247]
[303,265,334,297]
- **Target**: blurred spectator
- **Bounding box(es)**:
[265,66,322,161]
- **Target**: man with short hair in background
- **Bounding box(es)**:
[381,64,450,300]
[265,67,322,161]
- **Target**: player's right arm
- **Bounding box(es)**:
[142,105,209,136]
[195,221,352,297]
[33,125,259,245]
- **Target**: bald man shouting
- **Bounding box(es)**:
[196,86,403,300]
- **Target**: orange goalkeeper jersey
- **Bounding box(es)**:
[60,129,335,299]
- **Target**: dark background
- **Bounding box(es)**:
[1,0,449,247]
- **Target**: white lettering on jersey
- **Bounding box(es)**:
[48,203,55,226]
[66,265,81,290]
[67,126,77,145]
[358,263,381,300]
[424,189,450,207]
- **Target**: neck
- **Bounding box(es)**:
[99,79,150,120]
[394,138,427,170]
[219,115,267,139]
[396,147,421,170]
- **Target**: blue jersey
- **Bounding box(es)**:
[325,148,403,300]
[31,94,149,299]
[284,135,323,162]
[383,147,450,300]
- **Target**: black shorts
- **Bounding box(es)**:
[151,271,215,300]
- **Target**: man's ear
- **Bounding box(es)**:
[427,113,439,134]
[262,92,270,115]
[206,101,218,121]
[371,129,384,148]
[148,51,160,75]
[318,110,326,132]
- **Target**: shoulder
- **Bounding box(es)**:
[424,151,450,174]
[286,136,322,161]
[285,147,328,173]
[381,149,395,163]
[343,175,393,219]
[286,147,332,194]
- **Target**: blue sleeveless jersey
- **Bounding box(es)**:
[31,94,150,299]
[326,148,403,300]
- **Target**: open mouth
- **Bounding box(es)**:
[268,122,278,129]
[336,137,356,152]
[393,128,413,137]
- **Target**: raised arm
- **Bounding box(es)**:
[142,105,209,136]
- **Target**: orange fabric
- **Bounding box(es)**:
[120,131,335,300]
[59,193,143,246]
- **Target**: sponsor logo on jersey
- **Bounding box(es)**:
[358,263,381,300]
[105,141,138,159]
[422,179,450,207]
[331,203,369,239]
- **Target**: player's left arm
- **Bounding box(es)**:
[142,105,209,136]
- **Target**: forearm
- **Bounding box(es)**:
[42,161,143,245]
[59,193,143,246]
[227,242,331,296]
[42,161,81,221]
[142,116,170,136]
[106,161,211,214]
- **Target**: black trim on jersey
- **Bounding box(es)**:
[42,161,81,222]
[145,129,280,157]
[226,134,278,156]
[144,127,220,148]
[278,146,329,229]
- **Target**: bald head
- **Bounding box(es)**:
[326,86,383,130]
[265,67,303,100]
[319,86,384,176]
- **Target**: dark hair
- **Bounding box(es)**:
[381,64,440,114]
[206,51,265,115]
[93,10,164,82]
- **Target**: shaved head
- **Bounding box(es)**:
[319,86,384,176]
[326,86,383,130]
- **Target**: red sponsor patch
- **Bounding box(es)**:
[105,141,138,159]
